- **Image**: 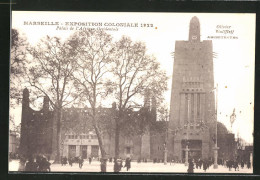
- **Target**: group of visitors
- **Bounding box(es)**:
[113,157,132,172]
[61,156,92,168]
[137,158,148,163]
[225,159,251,171]
[153,158,164,163]
[9,152,20,160]
[188,158,220,173]
[187,157,252,173]
[18,155,51,172]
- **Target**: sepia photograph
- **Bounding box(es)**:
[9,11,255,173]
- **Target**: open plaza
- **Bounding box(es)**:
[9,159,252,173]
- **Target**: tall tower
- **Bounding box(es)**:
[19,88,30,157]
[168,17,215,161]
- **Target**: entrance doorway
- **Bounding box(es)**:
[91,145,99,158]
[68,145,76,158]
[181,140,202,161]
[81,145,88,159]
[189,150,202,159]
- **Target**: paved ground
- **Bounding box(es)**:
[9,160,253,173]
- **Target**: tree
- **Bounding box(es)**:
[110,36,168,160]
[9,115,21,137]
[25,36,78,162]
[68,29,114,163]
[10,29,28,106]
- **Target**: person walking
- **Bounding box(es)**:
[69,157,73,167]
[241,160,244,169]
[187,159,194,173]
[61,156,66,166]
[247,161,251,169]
[38,157,51,172]
[100,158,107,172]
[18,156,26,171]
[118,157,123,171]
[64,156,68,166]
[198,159,202,169]
[203,160,207,172]
[124,157,131,171]
[114,158,120,172]
[234,160,239,171]
[79,156,84,169]
[195,159,198,169]
[89,157,92,164]
[25,156,38,172]
[36,155,42,167]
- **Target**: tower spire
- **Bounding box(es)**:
[189,16,200,42]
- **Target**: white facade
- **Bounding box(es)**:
[61,131,101,159]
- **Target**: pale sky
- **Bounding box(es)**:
[10,12,255,143]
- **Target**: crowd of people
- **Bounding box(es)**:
[9,152,20,160]
[225,159,251,171]
[14,153,252,173]
[60,155,132,172]
[18,155,51,172]
[186,158,252,173]
[61,156,91,168]
[113,157,131,172]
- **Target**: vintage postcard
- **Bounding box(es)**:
[9,11,255,173]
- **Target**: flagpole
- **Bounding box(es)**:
[213,83,219,169]
[216,83,218,147]
[185,96,190,166]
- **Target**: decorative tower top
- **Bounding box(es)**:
[43,96,50,111]
[144,89,151,109]
[22,88,29,107]
[23,88,29,98]
[189,16,200,42]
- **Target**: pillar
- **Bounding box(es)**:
[87,145,91,157]
[188,93,191,123]
[213,146,219,169]
[200,93,205,122]
[179,93,185,127]
[194,93,197,123]
[164,149,168,165]
[185,94,188,124]
[64,145,68,158]
[173,140,182,162]
[191,93,194,122]
[76,145,80,157]
[250,152,253,168]
[185,146,189,166]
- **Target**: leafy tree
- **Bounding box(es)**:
[10,29,28,106]
[110,36,168,159]
[25,36,78,162]
[68,29,114,163]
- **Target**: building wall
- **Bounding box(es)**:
[19,89,53,158]
[150,131,165,161]
[19,90,146,160]
[19,87,237,162]
[103,133,143,160]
